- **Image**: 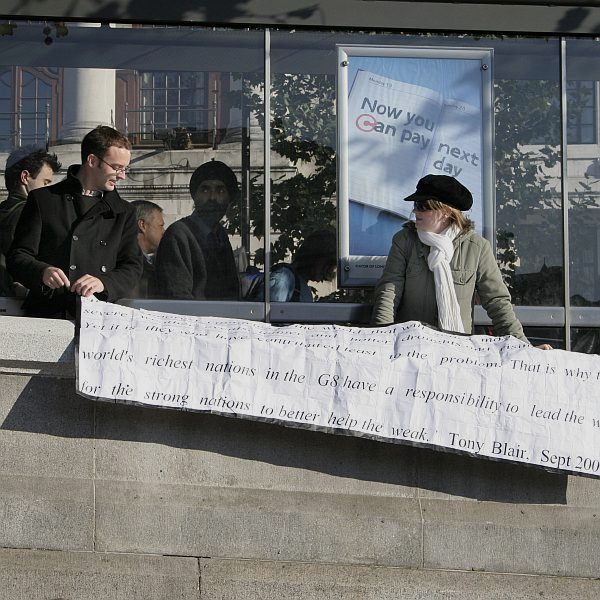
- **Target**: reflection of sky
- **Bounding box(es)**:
[349,56,483,256]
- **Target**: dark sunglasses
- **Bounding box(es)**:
[413,200,432,212]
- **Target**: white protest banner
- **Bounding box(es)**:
[77,297,600,477]
[348,69,482,219]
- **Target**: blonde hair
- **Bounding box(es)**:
[425,199,471,230]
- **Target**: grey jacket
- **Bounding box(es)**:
[371,223,527,342]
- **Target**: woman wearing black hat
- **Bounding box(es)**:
[371,174,550,348]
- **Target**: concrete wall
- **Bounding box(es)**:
[1,315,600,598]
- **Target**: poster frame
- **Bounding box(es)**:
[337,45,494,287]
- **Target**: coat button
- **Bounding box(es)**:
[70,264,76,271]
[65,194,72,201]
[100,240,107,246]
[72,235,78,241]
[101,265,107,273]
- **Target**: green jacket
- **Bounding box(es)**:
[371,223,528,342]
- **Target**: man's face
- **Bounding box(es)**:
[24,163,55,192]
[139,209,165,254]
[90,145,131,192]
[192,179,231,225]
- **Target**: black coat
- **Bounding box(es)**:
[154,213,240,301]
[7,166,142,317]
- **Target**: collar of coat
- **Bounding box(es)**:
[58,164,129,215]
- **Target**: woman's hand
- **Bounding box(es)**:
[535,343,553,350]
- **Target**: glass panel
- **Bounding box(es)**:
[0,70,13,151]
[268,31,562,321]
[567,80,596,144]
[493,39,562,309]
[0,23,265,307]
[566,39,600,326]
[571,328,600,354]
[524,327,565,350]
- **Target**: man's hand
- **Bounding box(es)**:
[536,344,553,350]
[71,274,105,297]
[42,266,70,289]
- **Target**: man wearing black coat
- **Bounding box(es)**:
[154,160,240,300]
[7,126,142,318]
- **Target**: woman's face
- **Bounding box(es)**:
[413,201,451,234]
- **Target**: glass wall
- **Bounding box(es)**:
[566,39,600,353]
[0,21,598,350]
[268,31,564,342]
[0,23,265,308]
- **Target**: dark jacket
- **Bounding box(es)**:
[7,165,142,317]
[155,212,239,300]
[130,253,157,299]
[0,190,27,296]
[0,190,27,257]
[371,222,527,342]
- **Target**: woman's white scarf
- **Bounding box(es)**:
[417,225,465,333]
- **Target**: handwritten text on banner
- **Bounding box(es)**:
[77,298,600,477]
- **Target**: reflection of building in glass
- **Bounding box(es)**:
[117,70,227,148]
[567,80,596,145]
[0,66,229,151]
[0,67,58,150]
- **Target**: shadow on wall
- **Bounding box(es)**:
[556,7,600,33]
[1,373,568,505]
[79,0,323,25]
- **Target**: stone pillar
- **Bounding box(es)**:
[59,67,116,143]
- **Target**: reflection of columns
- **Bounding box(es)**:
[222,76,262,144]
[59,68,116,143]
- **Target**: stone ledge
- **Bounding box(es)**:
[94,480,423,565]
[0,547,199,600]
[0,315,75,378]
[0,474,94,552]
[199,557,600,600]
[422,498,600,578]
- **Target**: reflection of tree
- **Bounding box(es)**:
[227,72,374,301]
[232,75,597,308]
[494,78,562,304]
[495,78,600,306]
[228,73,337,264]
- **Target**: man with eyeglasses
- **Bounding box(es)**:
[7,125,142,318]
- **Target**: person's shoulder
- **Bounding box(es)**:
[272,263,295,282]
[46,173,75,195]
[0,193,26,214]
[458,226,492,253]
[393,221,416,241]
[458,222,478,240]
[162,217,194,240]
[102,190,136,215]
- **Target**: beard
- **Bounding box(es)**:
[195,204,226,227]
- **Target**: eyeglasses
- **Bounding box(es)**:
[95,155,129,175]
[413,200,432,212]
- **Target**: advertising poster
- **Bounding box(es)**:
[338,47,493,285]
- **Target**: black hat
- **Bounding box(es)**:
[404,174,473,211]
[189,160,239,198]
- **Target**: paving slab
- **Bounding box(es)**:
[0,315,75,377]
[565,473,600,508]
[0,547,199,600]
[415,445,569,504]
[94,401,418,497]
[0,374,94,479]
[95,480,422,565]
[199,558,600,600]
[422,498,600,578]
[0,474,94,551]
